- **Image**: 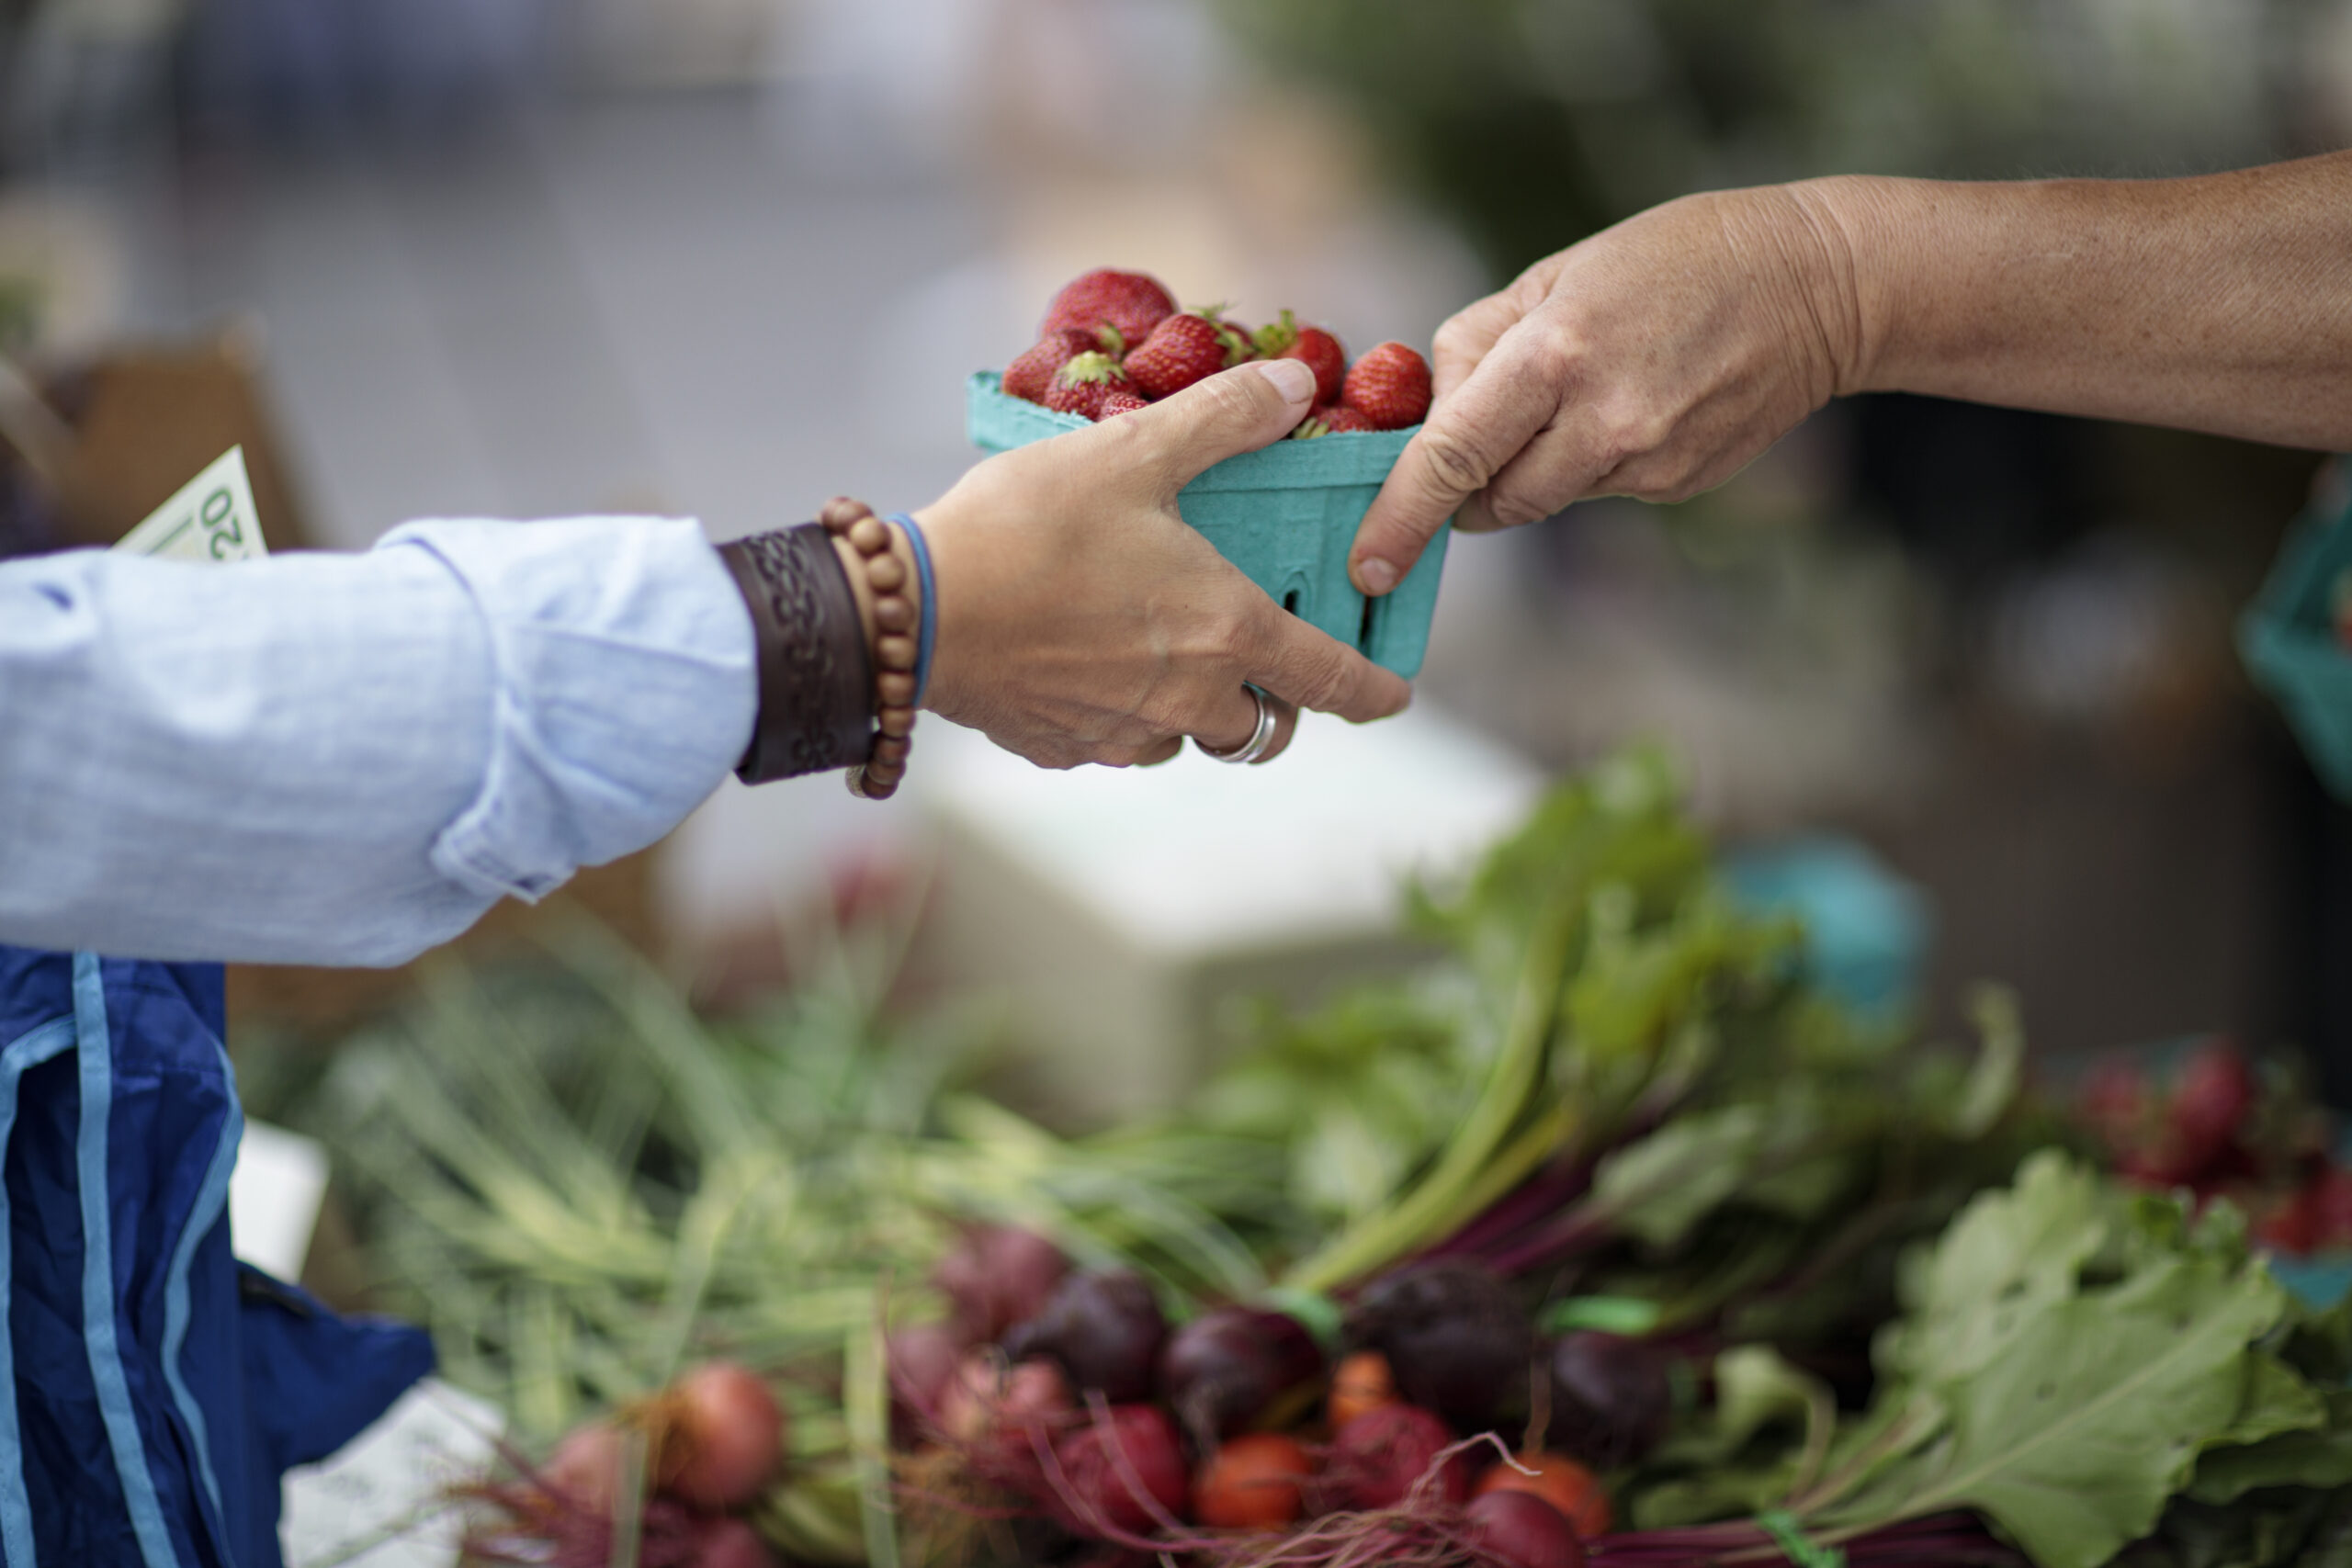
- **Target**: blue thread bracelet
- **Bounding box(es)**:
[888,512,939,708]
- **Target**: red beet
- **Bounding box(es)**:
[940,1353,1074,1460]
[1003,1270,1168,1404]
[888,1322,966,1442]
[694,1516,781,1568]
[933,1224,1070,1344]
[1047,1404,1189,1538]
[542,1421,629,1515]
[1326,1404,1469,1512]
[1347,1260,1530,1435]
[1466,1490,1586,1568]
[2171,1041,2254,1173]
[662,1362,786,1510]
[1546,1333,1671,1469]
[1157,1306,1323,1448]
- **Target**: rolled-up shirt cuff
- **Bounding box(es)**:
[378,516,757,905]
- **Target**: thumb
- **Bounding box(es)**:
[1115,359,1318,495]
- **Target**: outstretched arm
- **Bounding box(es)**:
[1350,151,2352,593]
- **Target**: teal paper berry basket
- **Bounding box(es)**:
[2240,461,2352,800]
[966,371,1451,678]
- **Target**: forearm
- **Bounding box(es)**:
[1806,152,2352,449]
[0,519,754,966]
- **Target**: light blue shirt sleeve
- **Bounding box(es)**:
[0,515,756,966]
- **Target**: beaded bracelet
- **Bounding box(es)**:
[818,496,918,799]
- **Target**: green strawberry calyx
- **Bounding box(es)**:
[1253,309,1301,358]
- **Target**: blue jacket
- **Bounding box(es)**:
[0,947,432,1566]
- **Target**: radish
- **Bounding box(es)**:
[655,1361,786,1510]
[1466,1489,1585,1568]
[933,1224,1070,1343]
[1046,1403,1189,1537]
[1346,1260,1530,1435]
[1325,1404,1469,1512]
[1158,1306,1322,1447]
[1003,1270,1168,1404]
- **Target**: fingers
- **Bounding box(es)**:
[1349,326,1565,594]
[1242,600,1413,724]
[1102,359,1319,497]
[1191,686,1300,764]
[1430,290,1525,403]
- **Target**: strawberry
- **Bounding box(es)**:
[1255,310,1346,405]
[1341,342,1432,430]
[1125,313,1250,399]
[1095,389,1150,420]
[1043,351,1135,420]
[1005,329,1102,405]
[1290,403,1376,438]
[1041,269,1177,358]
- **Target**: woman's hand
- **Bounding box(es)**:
[1348,184,1860,594]
[918,358,1413,769]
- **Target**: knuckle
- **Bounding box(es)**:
[1413,424,1497,501]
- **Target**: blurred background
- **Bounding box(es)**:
[6,0,2352,1102]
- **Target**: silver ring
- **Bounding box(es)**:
[1197,683,1279,765]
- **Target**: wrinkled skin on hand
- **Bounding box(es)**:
[919,359,1413,769]
[1350,185,1859,593]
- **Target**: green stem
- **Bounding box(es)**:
[1283,892,1581,1293]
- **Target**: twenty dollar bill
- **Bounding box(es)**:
[113,446,267,561]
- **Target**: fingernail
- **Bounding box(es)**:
[1254,357,1316,404]
[1354,557,1398,595]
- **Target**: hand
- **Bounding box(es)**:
[1349,184,1860,594]
[918,358,1413,769]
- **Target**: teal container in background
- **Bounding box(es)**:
[2241,460,2352,801]
[1723,835,1930,1022]
[966,371,1452,678]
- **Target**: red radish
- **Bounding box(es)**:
[542,1421,630,1515]
[1158,1306,1323,1447]
[1327,1350,1398,1432]
[693,1516,781,1568]
[1002,1270,1168,1404]
[1192,1432,1315,1530]
[654,1362,786,1510]
[1466,1489,1586,1568]
[1326,1404,1468,1512]
[933,1224,1070,1344]
[1475,1452,1611,1537]
[1048,1404,1189,1537]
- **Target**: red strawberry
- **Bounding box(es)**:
[1043,351,1135,420]
[1291,403,1376,438]
[1341,342,1432,430]
[1095,389,1150,420]
[1041,269,1177,358]
[1005,329,1101,404]
[1125,313,1250,399]
[1255,310,1347,405]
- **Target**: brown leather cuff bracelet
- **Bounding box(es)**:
[718,524,874,784]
